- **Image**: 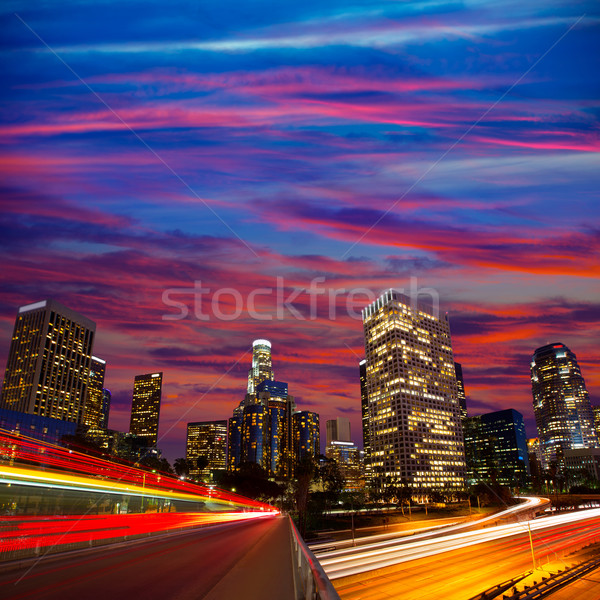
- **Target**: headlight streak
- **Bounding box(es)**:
[319,508,600,580]
[312,496,545,556]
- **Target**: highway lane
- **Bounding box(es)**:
[1,514,293,600]
[333,513,600,600]
[319,507,599,578]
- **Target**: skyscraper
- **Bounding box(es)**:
[326,417,351,445]
[1,300,96,424]
[531,342,597,468]
[463,409,530,487]
[293,411,320,463]
[454,362,467,420]
[362,289,465,493]
[186,420,228,481]
[359,359,370,475]
[100,388,111,429]
[247,339,274,396]
[82,356,106,429]
[129,372,162,447]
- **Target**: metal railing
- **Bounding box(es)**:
[467,570,533,600]
[510,556,600,600]
[289,517,340,600]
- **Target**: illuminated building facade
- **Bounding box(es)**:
[464,409,530,487]
[257,379,294,478]
[293,411,320,463]
[82,356,106,429]
[325,417,364,491]
[359,359,370,475]
[129,372,162,447]
[531,343,597,468]
[0,300,96,424]
[228,415,243,471]
[362,290,465,492]
[101,389,111,429]
[454,362,467,420]
[186,420,228,481]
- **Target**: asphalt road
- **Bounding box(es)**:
[333,515,600,600]
[1,514,294,600]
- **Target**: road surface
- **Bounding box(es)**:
[1,514,293,600]
[331,512,600,599]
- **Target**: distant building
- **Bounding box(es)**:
[359,359,370,477]
[100,389,111,429]
[82,357,106,429]
[293,411,320,463]
[228,340,314,479]
[361,289,465,493]
[227,414,243,471]
[593,406,600,439]
[186,420,228,481]
[129,372,162,447]
[257,379,294,478]
[531,343,597,468]
[326,417,351,445]
[527,437,543,483]
[325,417,364,491]
[454,362,467,420]
[564,448,600,484]
[0,407,77,445]
[0,299,96,424]
[464,409,530,488]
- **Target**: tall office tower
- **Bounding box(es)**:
[100,389,111,429]
[247,339,274,396]
[463,409,530,487]
[531,342,597,468]
[82,356,106,429]
[359,359,370,475]
[326,417,351,446]
[454,362,467,420]
[257,379,294,478]
[129,372,162,447]
[1,300,95,423]
[362,289,465,493]
[527,438,543,486]
[293,411,320,463]
[186,420,228,480]
[242,404,269,468]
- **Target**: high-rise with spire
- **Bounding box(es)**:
[229,339,317,478]
[247,339,274,396]
[531,342,597,468]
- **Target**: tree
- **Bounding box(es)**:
[138,454,174,475]
[294,457,316,537]
[173,458,191,478]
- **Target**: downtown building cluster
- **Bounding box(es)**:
[0,299,163,462]
[1,292,598,496]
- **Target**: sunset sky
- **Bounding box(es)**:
[1,1,599,461]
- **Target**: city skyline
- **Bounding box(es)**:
[0,1,598,462]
